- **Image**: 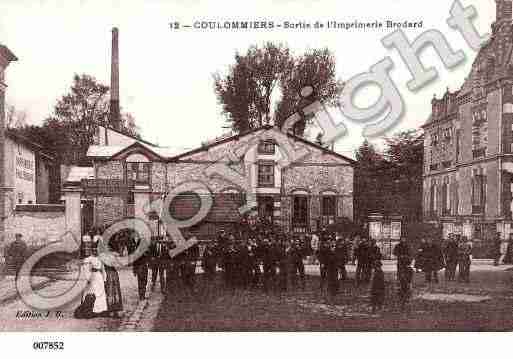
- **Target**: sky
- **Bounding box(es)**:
[0,0,497,159]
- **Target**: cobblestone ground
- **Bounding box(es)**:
[1,262,513,331]
[0,268,151,331]
[152,263,513,331]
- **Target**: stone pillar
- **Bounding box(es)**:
[64,190,82,242]
[134,190,154,233]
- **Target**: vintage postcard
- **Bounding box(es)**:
[0,1,511,351]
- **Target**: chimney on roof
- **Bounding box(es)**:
[496,0,512,22]
[109,27,121,130]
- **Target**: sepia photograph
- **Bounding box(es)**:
[0,1,513,353]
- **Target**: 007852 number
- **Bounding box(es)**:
[32,341,64,350]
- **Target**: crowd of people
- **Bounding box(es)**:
[72,222,513,319]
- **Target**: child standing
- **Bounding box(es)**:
[370,260,385,313]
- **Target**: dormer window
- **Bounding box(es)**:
[126,162,151,185]
[258,140,275,155]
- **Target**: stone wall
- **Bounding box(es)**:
[1,205,66,259]
[96,160,124,179]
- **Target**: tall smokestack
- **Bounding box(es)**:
[496,0,513,22]
[0,45,17,244]
[110,27,121,130]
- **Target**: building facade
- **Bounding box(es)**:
[0,45,17,239]
[4,130,54,206]
[423,0,513,241]
[63,126,355,240]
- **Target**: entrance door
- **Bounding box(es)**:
[292,196,309,232]
[258,196,274,224]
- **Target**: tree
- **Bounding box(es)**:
[214,43,343,135]
[16,74,140,166]
[275,48,344,133]
[353,140,384,224]
[384,129,424,222]
[354,131,424,226]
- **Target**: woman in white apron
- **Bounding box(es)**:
[82,249,108,316]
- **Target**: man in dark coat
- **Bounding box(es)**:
[354,238,369,286]
[289,236,306,289]
[444,235,459,281]
[325,239,339,297]
[133,247,150,300]
[335,236,349,281]
[397,259,413,312]
[262,237,277,292]
[370,260,385,313]
[317,238,330,291]
[150,237,168,293]
[393,237,411,274]
[202,241,217,280]
[457,237,472,283]
[183,241,199,291]
[366,239,382,282]
[276,238,289,292]
[422,238,445,283]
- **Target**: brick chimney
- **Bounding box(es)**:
[109,27,121,130]
[0,45,17,242]
[497,0,513,22]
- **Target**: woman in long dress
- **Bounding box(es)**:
[81,248,108,317]
[103,239,124,318]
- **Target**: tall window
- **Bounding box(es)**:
[321,196,337,217]
[293,196,308,226]
[257,161,274,187]
[429,182,436,215]
[258,140,275,155]
[442,179,451,215]
[126,162,151,185]
[472,174,486,214]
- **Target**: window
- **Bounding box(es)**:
[472,147,486,159]
[431,133,439,146]
[257,161,274,187]
[126,162,151,185]
[258,140,275,155]
[442,180,450,215]
[429,183,436,216]
[472,174,486,214]
[293,196,308,226]
[321,196,337,217]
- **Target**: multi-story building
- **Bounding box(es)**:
[63,125,355,240]
[423,0,513,241]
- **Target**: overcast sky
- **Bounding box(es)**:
[0,0,496,158]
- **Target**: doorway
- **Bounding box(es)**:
[258,196,274,224]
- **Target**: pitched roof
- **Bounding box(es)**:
[87,142,185,159]
[87,125,356,165]
[168,125,357,165]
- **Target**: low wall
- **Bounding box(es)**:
[1,204,66,258]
